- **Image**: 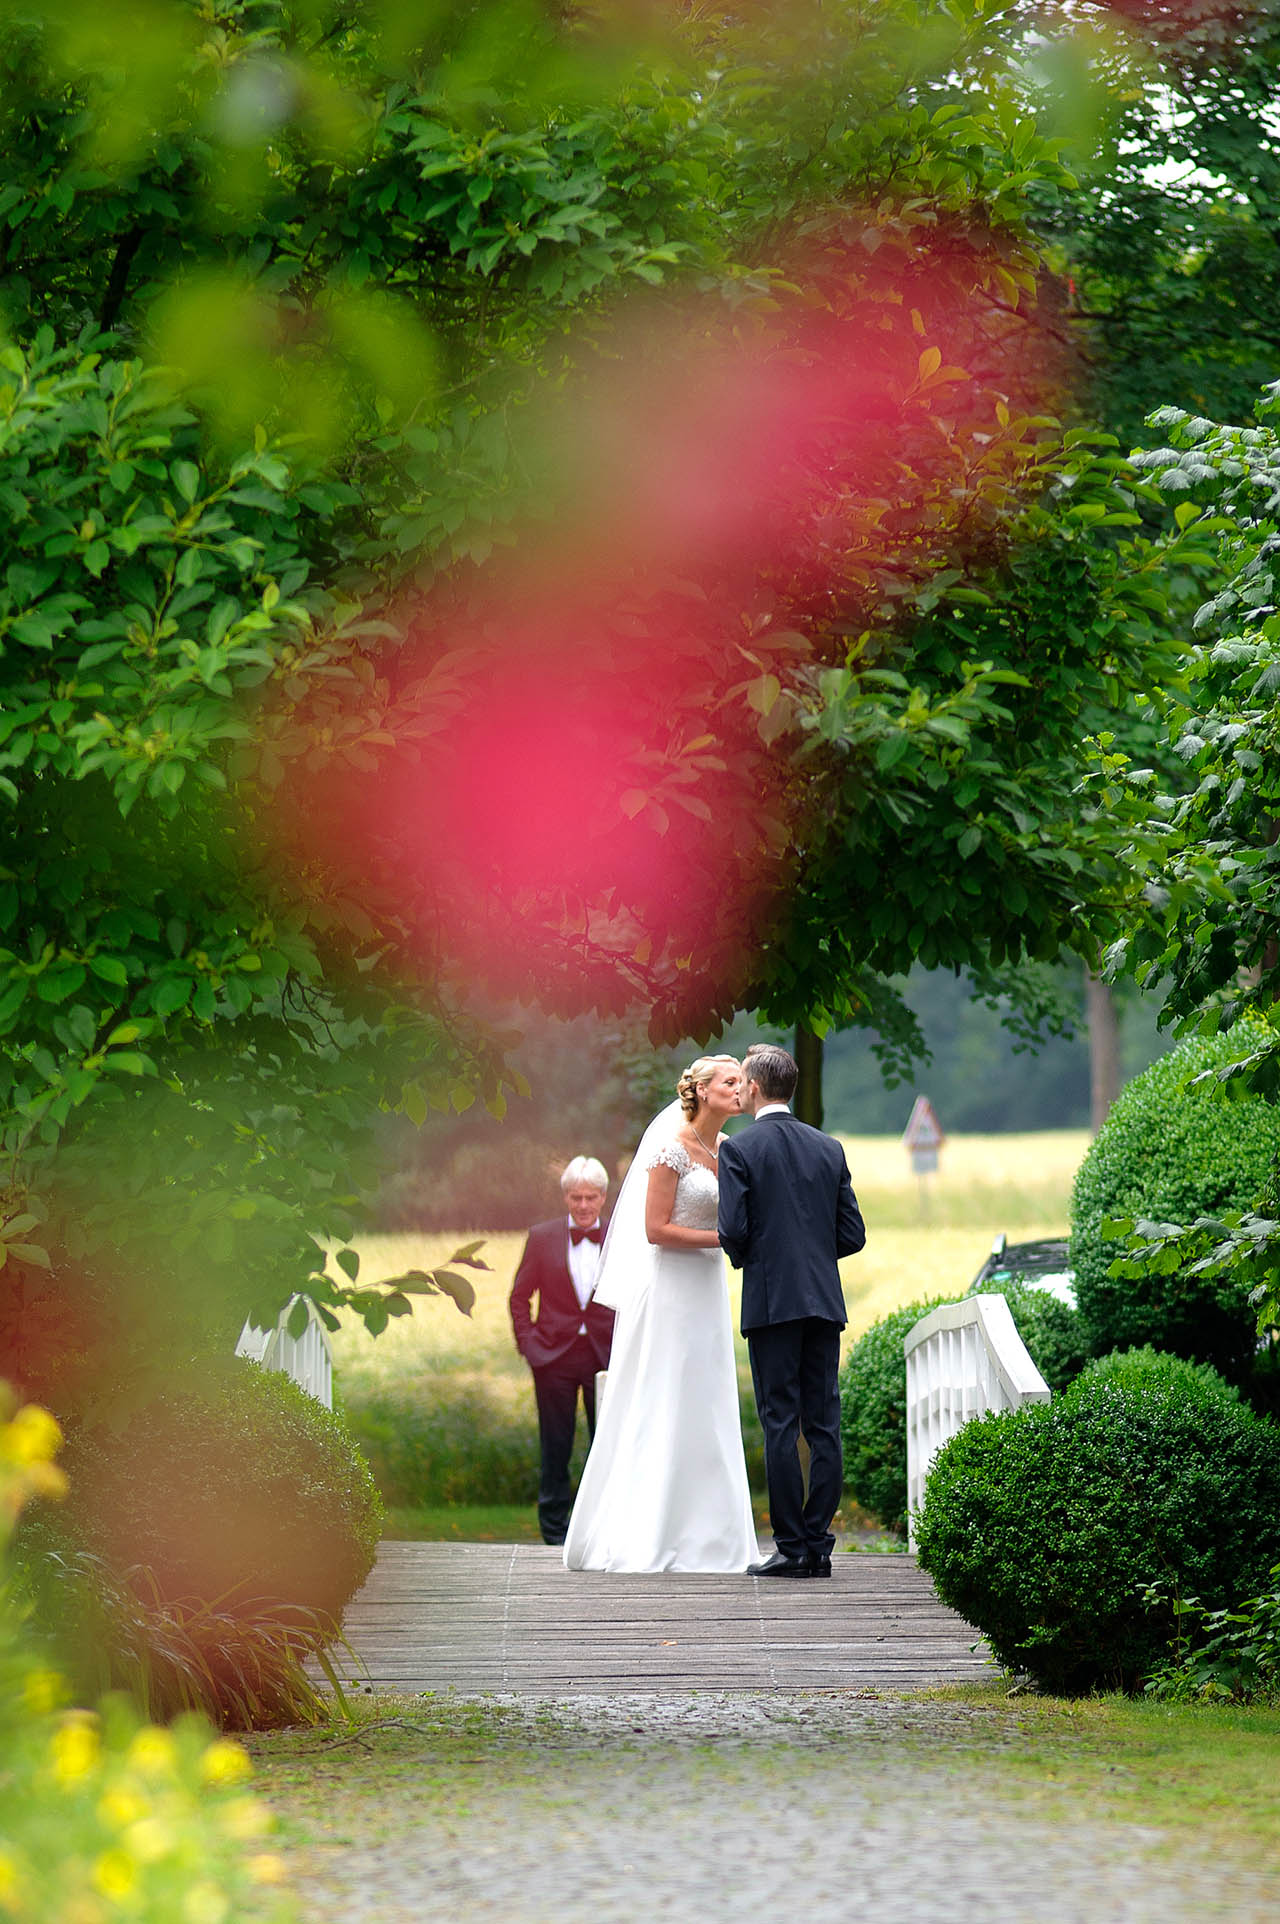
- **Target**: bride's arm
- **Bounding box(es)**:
[645,1164,720,1249]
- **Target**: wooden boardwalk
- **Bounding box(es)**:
[333,1542,993,1693]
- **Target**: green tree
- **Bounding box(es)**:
[0,0,1206,1372]
[0,336,502,1407]
[1095,392,1280,1324]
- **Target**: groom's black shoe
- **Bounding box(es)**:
[808,1554,832,1578]
[748,1552,811,1578]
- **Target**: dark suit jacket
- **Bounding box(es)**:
[718,1111,865,1334]
[509,1218,615,1372]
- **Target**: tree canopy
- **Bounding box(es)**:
[4,0,1273,1392]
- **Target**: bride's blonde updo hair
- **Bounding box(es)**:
[677,1055,739,1121]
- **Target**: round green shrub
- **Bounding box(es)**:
[1072,1345,1242,1410]
[59,1357,383,1622]
[841,1283,1088,1533]
[915,1359,1280,1694]
[1071,1029,1280,1383]
[840,1295,949,1534]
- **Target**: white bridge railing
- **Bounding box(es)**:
[235,1296,334,1409]
[903,1294,1049,1549]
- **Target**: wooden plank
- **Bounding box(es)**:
[325,1542,992,1694]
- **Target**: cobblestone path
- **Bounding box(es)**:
[263,1691,1280,1924]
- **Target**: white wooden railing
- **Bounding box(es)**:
[235,1296,334,1409]
[903,1294,1049,1549]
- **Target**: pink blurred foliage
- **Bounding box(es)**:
[269,216,1066,1033]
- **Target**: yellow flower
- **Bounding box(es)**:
[218,1795,271,1841]
[247,1853,289,1886]
[182,1883,229,1924]
[0,1847,24,1910]
[198,1739,252,1788]
[126,1727,178,1778]
[92,1850,137,1902]
[123,1816,177,1864]
[3,1404,62,1466]
[24,1461,68,1503]
[97,1785,149,1830]
[23,1667,65,1715]
[50,1715,100,1785]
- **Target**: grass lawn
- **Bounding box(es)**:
[331,1128,1087,1387]
[383,1498,899,1547]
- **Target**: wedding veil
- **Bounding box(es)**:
[592,1097,684,1316]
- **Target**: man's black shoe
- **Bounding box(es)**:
[748,1552,810,1578]
[808,1554,832,1578]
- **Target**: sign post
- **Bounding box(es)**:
[902,1096,945,1215]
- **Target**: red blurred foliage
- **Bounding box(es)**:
[269,213,1064,1035]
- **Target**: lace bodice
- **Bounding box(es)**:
[645,1140,720,1231]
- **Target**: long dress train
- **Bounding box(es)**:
[563,1142,758,1573]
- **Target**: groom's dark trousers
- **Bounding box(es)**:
[510,1219,615,1545]
[718,1113,865,1564]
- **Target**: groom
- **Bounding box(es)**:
[718,1044,865,1578]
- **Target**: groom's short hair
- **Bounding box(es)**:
[743,1044,798,1103]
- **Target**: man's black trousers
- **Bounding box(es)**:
[531,1333,600,1545]
[747,1317,843,1563]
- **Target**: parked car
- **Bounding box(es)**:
[969,1233,1075,1308]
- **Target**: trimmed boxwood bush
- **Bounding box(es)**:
[840,1282,1088,1534]
[1073,1344,1243,1409]
[840,1295,949,1534]
[914,1356,1280,1694]
[1071,1029,1280,1385]
[54,1356,383,1622]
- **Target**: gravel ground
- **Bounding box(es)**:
[267,1691,1280,1924]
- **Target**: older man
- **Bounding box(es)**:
[509,1155,616,1546]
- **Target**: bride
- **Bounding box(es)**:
[563,1055,760,1573]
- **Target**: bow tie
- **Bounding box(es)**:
[570,1225,604,1246]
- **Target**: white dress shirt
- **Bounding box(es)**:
[755,1102,791,1119]
[566,1216,603,1330]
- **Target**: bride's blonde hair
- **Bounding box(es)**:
[677,1055,739,1121]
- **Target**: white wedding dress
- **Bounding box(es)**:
[562,1137,759,1574]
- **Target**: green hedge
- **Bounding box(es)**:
[840,1281,1088,1534]
[343,1374,769,1510]
[1071,1030,1280,1384]
[915,1354,1280,1694]
[53,1358,383,1623]
[839,1295,949,1535]
[1072,1344,1243,1409]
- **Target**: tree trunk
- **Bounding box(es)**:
[1085,969,1120,1134]
[793,1022,824,1129]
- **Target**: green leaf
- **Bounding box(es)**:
[7,1241,50,1269]
[102,1051,153,1075]
[874,732,913,773]
[431,1269,476,1317]
[335,1246,360,1281]
[88,954,128,987]
[151,975,192,1018]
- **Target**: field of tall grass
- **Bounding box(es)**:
[329,1130,1089,1533]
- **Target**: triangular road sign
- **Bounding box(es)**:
[902,1095,945,1150]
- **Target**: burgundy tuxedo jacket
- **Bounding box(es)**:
[509,1217,615,1372]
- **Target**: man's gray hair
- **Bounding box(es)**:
[743,1044,799,1103]
[560,1155,609,1193]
